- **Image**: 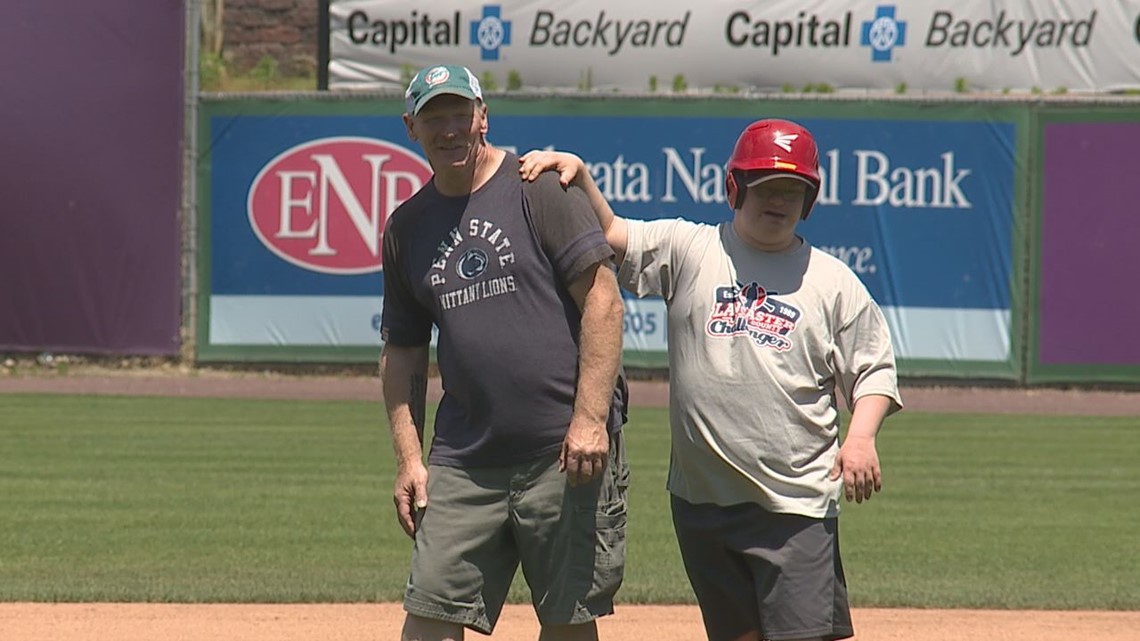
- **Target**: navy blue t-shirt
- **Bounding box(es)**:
[381,152,628,467]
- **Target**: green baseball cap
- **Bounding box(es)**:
[404,64,483,115]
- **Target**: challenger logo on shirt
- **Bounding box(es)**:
[429,217,519,310]
[706,282,800,351]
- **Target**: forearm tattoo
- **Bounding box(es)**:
[410,372,427,441]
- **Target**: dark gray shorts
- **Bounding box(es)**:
[671,496,853,641]
[404,431,628,634]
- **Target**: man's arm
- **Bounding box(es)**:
[519,151,629,264]
[379,342,430,537]
[562,260,624,487]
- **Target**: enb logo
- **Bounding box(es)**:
[247,137,432,274]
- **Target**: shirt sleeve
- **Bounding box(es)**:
[832,275,903,414]
[379,213,433,347]
[522,173,614,286]
[618,218,702,301]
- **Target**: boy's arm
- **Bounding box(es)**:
[829,394,893,504]
[519,151,629,264]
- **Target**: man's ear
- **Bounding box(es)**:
[478,103,489,136]
[403,113,417,142]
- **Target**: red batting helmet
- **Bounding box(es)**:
[725,119,822,219]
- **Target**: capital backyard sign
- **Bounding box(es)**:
[324,0,1140,93]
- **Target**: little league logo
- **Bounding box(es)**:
[706,282,800,351]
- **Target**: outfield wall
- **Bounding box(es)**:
[1028,109,1140,385]
[0,3,185,356]
[193,94,1139,385]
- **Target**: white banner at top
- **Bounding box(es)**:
[327,0,1140,93]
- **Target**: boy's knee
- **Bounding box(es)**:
[538,620,599,641]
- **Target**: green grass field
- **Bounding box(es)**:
[1,394,1137,608]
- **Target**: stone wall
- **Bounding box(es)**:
[222,0,318,77]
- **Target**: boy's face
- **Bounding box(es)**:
[733,176,808,252]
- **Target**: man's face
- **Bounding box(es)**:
[404,94,488,171]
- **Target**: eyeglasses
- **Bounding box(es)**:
[754,184,807,202]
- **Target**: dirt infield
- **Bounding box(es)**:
[4,368,1140,640]
[3,603,1140,641]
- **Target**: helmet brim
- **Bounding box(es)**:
[744,171,818,190]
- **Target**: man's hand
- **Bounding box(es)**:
[393,461,429,538]
[829,435,881,503]
[561,417,609,487]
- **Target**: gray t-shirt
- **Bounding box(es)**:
[381,152,627,467]
[621,218,901,517]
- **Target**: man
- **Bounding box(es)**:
[379,64,629,641]
[519,118,902,641]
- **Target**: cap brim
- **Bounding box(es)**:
[412,87,480,115]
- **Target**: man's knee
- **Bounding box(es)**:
[401,613,465,641]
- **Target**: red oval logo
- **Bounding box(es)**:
[247,137,432,274]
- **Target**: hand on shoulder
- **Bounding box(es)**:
[518,150,586,187]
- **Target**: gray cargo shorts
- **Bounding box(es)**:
[403,431,628,634]
[671,495,853,641]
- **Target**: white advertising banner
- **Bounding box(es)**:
[327,0,1140,93]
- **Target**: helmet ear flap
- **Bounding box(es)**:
[726,169,746,210]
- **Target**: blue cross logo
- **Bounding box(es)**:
[470,5,511,61]
[860,5,906,62]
